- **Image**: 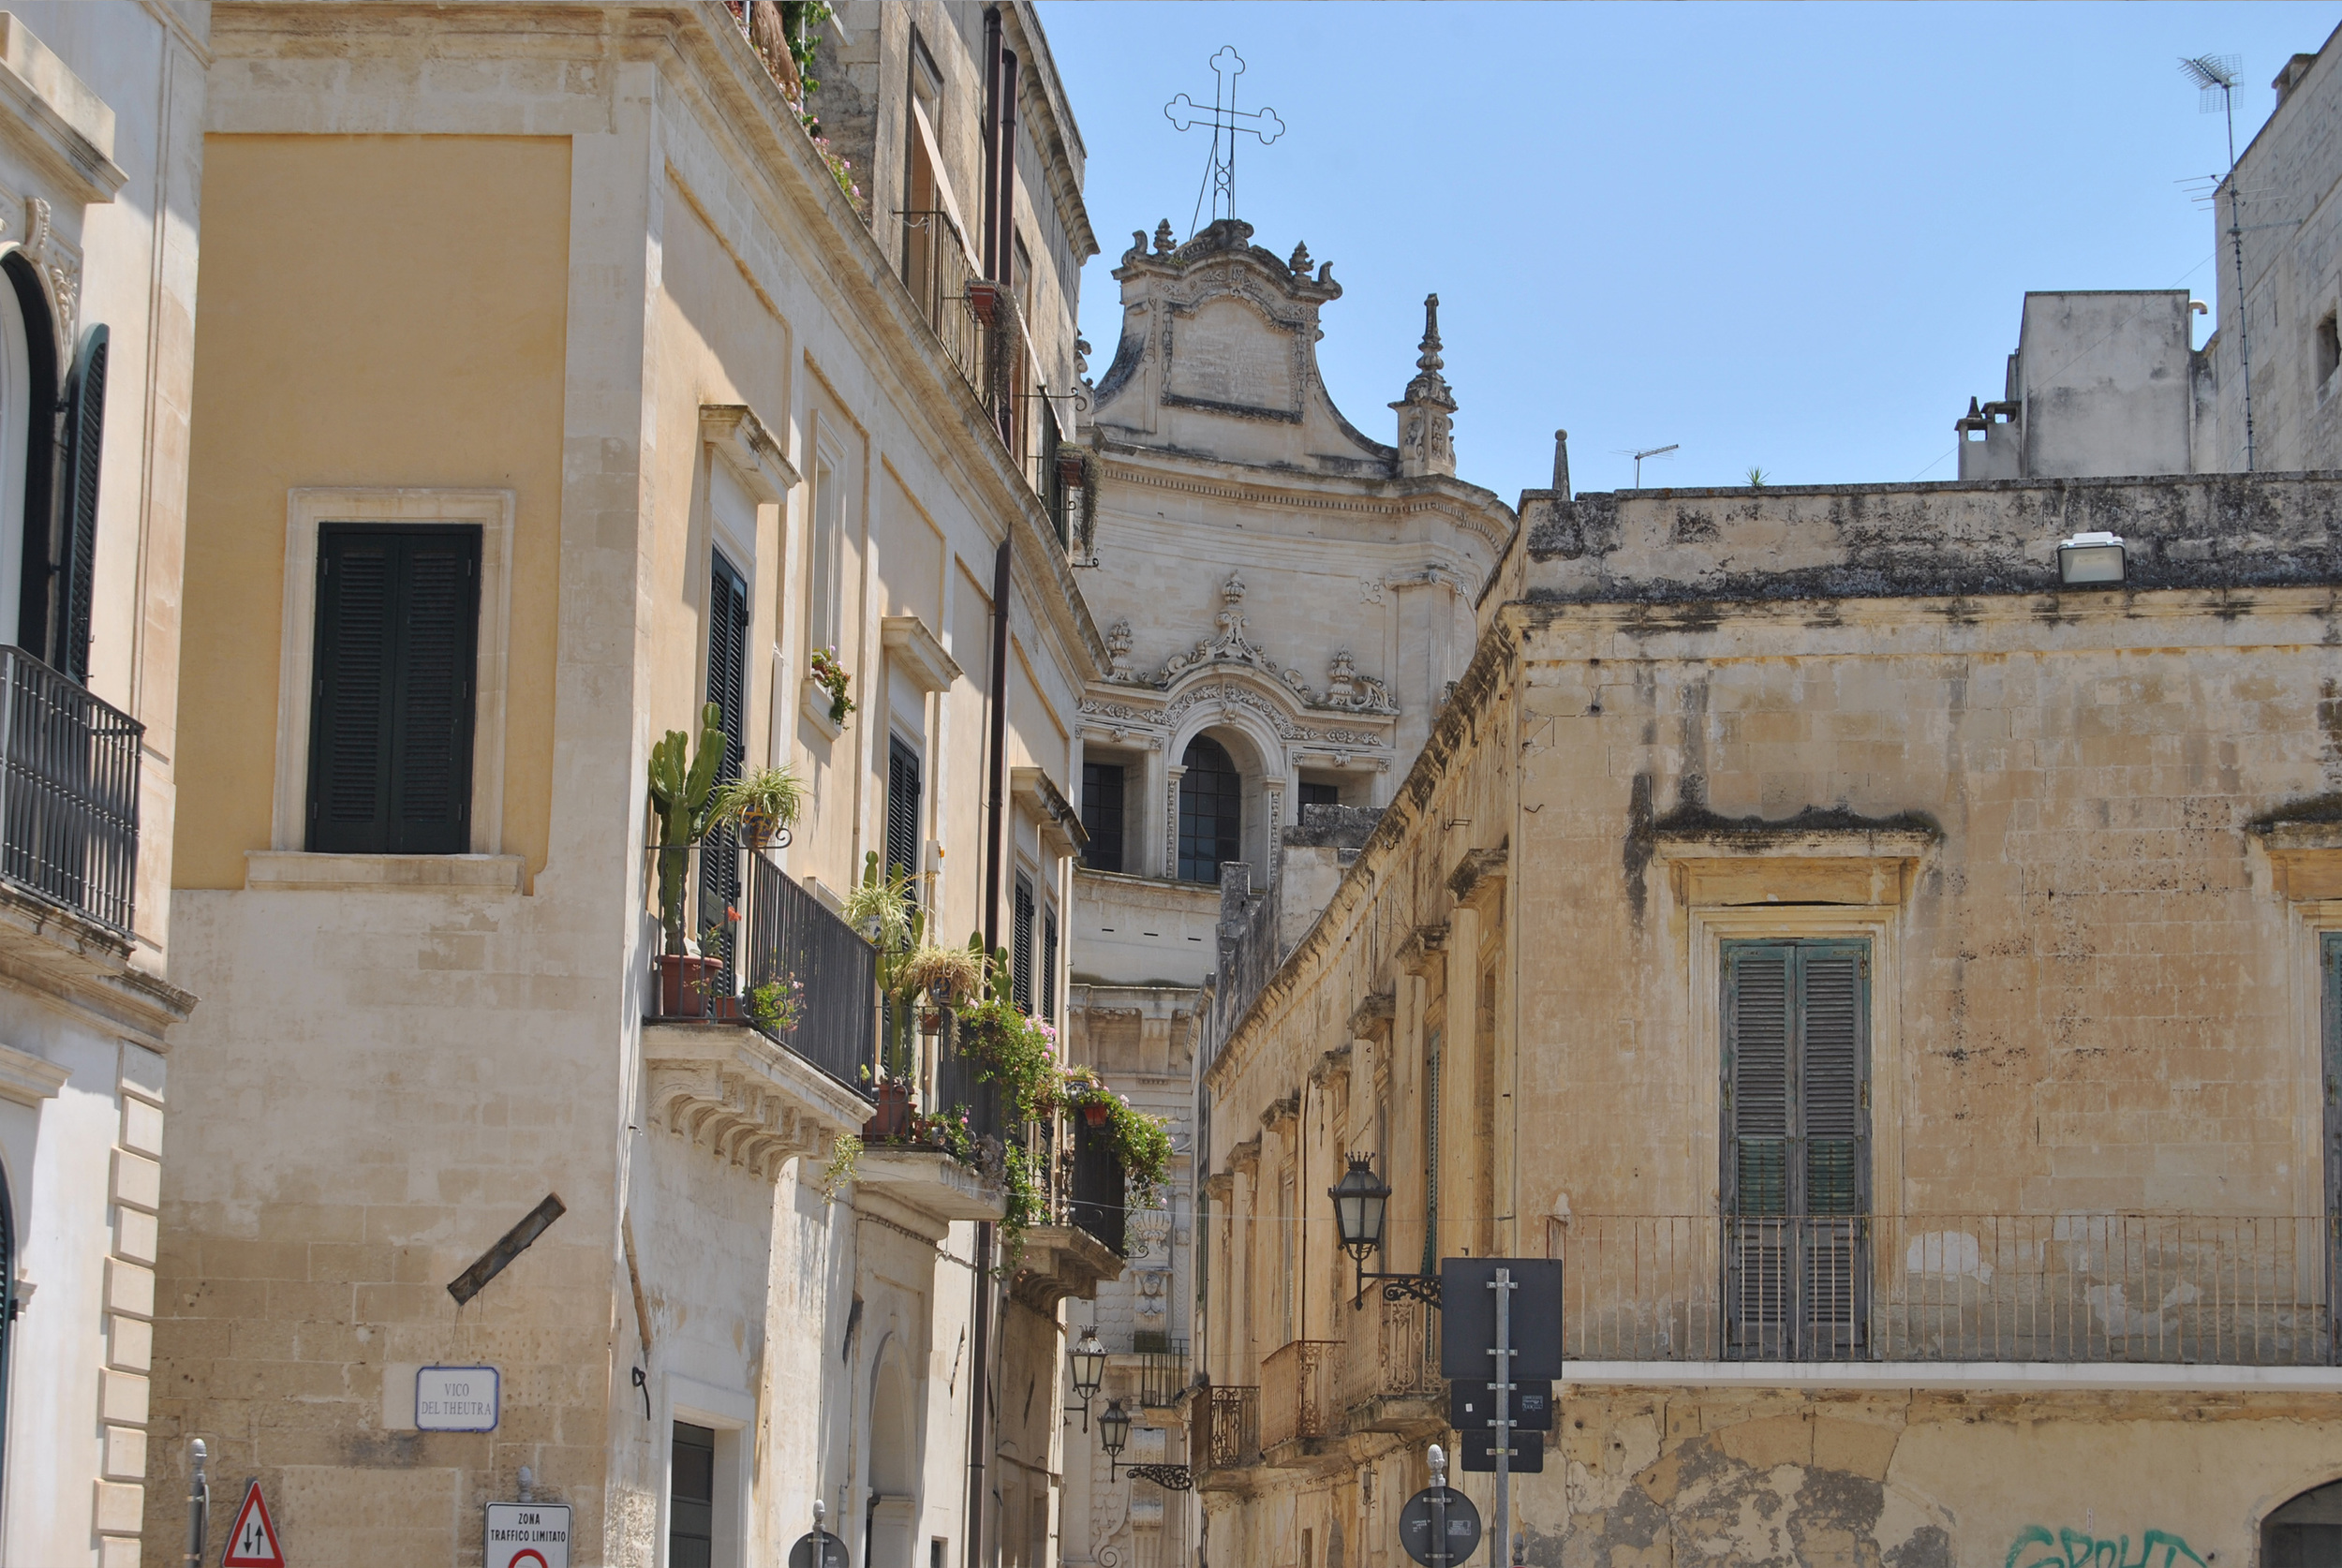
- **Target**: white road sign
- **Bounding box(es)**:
[487,1502,571,1568]
[416,1365,499,1430]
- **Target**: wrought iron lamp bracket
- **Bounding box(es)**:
[1123,1464,1195,1490]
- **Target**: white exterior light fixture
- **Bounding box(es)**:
[2057,530,2127,586]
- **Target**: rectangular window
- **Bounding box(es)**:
[1081,761,1125,873]
[1013,873,1035,1013]
[702,550,750,969]
[305,525,481,854]
[1297,780,1341,812]
[670,1421,716,1568]
[808,451,843,656]
[1721,939,1870,1361]
[886,737,923,882]
[1042,904,1058,1024]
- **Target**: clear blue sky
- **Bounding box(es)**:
[1037,2,2335,503]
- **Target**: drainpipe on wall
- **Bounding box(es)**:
[968,530,1012,1568]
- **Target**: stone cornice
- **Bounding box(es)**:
[0,882,195,1049]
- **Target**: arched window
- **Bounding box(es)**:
[2266,1479,2342,1566]
[1178,734,1242,884]
[0,256,56,657]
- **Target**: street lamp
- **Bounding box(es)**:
[1099,1398,1132,1481]
[1069,1327,1106,1432]
[1327,1153,1441,1310]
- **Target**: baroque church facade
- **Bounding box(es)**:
[1060,217,1514,1568]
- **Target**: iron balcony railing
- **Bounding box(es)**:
[1133,1339,1191,1409]
[1331,1293,1444,1421]
[1193,1383,1259,1472]
[1556,1213,2338,1367]
[644,838,879,1095]
[929,1015,1006,1146]
[0,646,141,937]
[897,209,986,402]
[1259,1339,1340,1450]
[1066,1113,1127,1257]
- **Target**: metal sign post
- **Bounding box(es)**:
[1490,1267,1514,1568]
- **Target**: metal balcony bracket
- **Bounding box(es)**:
[1348,1269,1443,1310]
[1123,1464,1194,1491]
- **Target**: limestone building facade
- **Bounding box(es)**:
[0,6,206,1564]
[1192,467,2342,1567]
[140,5,1119,1565]
[1060,218,1515,1568]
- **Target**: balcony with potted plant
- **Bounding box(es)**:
[641,704,872,1178]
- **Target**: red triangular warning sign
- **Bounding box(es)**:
[221,1480,287,1568]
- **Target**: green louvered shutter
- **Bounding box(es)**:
[57,325,106,683]
[307,525,480,854]
[700,551,750,972]
[1723,939,1869,1360]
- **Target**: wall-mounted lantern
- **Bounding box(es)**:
[1099,1398,1132,1480]
[1328,1153,1442,1310]
[1068,1327,1106,1432]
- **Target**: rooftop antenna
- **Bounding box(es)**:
[1165,47,1284,237]
[2180,52,2255,471]
[1618,443,1678,488]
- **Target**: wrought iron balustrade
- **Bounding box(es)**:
[1067,1113,1127,1257]
[929,1016,1006,1146]
[0,646,141,937]
[1331,1293,1444,1421]
[1258,1339,1340,1449]
[1193,1382,1258,1472]
[1556,1213,2337,1367]
[644,838,879,1095]
[1134,1339,1191,1409]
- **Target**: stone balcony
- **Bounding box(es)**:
[852,1147,1007,1222]
[643,1019,872,1180]
[1013,1223,1125,1309]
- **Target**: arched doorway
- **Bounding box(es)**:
[2268,1480,2342,1566]
[866,1343,916,1568]
[1178,734,1242,883]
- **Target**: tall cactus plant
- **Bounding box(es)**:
[649,702,726,954]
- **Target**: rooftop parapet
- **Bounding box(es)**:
[1518,471,2342,605]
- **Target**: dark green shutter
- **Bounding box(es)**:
[1042,904,1058,1023]
[700,551,750,967]
[1012,874,1034,1013]
[56,325,105,683]
[886,737,922,882]
[1723,939,1869,1358]
[307,525,480,854]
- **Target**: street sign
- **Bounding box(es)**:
[1458,1428,1545,1473]
[789,1531,851,1568]
[486,1502,571,1568]
[1450,1380,1552,1431]
[417,1365,500,1431]
[1438,1259,1563,1380]
[221,1481,286,1568]
[1400,1485,1482,1567]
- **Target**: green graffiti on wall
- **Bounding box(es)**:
[2006,1525,2210,1568]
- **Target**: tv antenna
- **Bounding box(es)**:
[1617,443,1678,488]
[1165,47,1284,236]
[2180,52,2255,470]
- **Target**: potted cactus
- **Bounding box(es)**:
[649,703,727,1016]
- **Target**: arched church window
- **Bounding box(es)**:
[2267,1479,2342,1567]
[1178,734,1242,884]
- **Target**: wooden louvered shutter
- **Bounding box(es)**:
[1012,875,1034,1013]
[886,738,922,883]
[1722,939,1869,1359]
[700,551,751,968]
[57,325,105,683]
[1042,905,1058,1023]
[307,525,480,854]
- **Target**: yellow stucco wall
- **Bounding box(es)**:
[174,135,570,886]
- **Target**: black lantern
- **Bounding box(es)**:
[1069,1327,1106,1431]
[1328,1152,1439,1310]
[1098,1398,1132,1480]
[1330,1153,1390,1259]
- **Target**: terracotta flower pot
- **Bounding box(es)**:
[1082,1101,1111,1128]
[863,1080,913,1140]
[656,954,723,1018]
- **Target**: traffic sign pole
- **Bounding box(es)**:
[1490,1267,1514,1568]
[1431,1443,1450,1568]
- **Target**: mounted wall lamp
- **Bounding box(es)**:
[2057,530,2127,586]
[1068,1327,1106,1432]
[1328,1153,1442,1310]
[1099,1398,1132,1480]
